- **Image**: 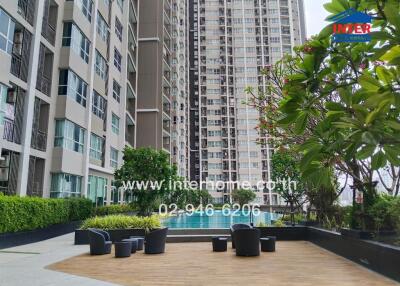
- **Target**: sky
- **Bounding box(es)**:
[303,0,331,37]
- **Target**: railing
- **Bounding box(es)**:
[3,118,19,144]
[10,54,22,79]
[42,23,56,45]
[31,130,47,151]
[18,0,35,25]
[36,74,52,96]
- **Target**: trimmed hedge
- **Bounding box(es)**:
[0,195,93,234]
[80,215,161,232]
[94,204,134,216]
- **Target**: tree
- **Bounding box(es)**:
[248,0,400,229]
[232,189,256,206]
[114,147,177,216]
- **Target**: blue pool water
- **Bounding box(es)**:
[163,210,280,229]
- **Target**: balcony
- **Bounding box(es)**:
[36,44,53,96]
[10,25,32,82]
[42,0,58,45]
[26,156,45,197]
[17,0,36,25]
[3,118,21,144]
[31,98,49,152]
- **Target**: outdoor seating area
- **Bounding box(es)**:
[88,228,168,258]
[48,239,397,286]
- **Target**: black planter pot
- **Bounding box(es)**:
[0,221,81,249]
[298,220,319,227]
[75,228,146,245]
[340,228,374,240]
[256,226,308,240]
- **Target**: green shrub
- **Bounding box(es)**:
[389,198,400,232]
[0,196,93,234]
[272,219,286,227]
[94,204,134,216]
[368,195,399,232]
[80,215,161,232]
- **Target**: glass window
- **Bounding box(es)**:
[62,22,90,63]
[95,50,108,80]
[92,91,107,119]
[54,119,85,153]
[75,0,93,22]
[0,8,15,54]
[0,83,7,125]
[96,12,109,42]
[88,175,107,205]
[112,80,120,102]
[50,173,82,198]
[115,17,122,42]
[114,48,122,72]
[58,69,88,107]
[110,147,118,168]
[90,133,104,161]
[116,0,123,11]
[111,113,119,134]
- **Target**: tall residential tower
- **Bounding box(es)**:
[189,0,306,204]
[0,0,139,204]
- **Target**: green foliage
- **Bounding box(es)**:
[80,215,161,232]
[256,221,269,227]
[94,204,134,216]
[250,0,400,229]
[272,219,286,227]
[281,213,305,224]
[114,147,178,216]
[0,196,93,234]
[389,199,400,232]
[368,195,400,232]
[232,189,256,206]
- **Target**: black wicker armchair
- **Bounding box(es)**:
[230,223,252,249]
[144,228,168,254]
[234,228,260,257]
[88,229,112,255]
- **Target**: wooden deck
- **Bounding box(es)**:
[48,242,398,286]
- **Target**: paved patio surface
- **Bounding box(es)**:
[48,241,399,286]
[0,233,118,286]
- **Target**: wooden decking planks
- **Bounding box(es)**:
[48,241,398,286]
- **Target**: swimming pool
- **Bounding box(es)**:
[162,210,280,228]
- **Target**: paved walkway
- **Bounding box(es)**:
[0,233,119,286]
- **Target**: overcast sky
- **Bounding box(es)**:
[303,0,331,37]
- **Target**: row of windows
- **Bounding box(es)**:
[54,118,119,167]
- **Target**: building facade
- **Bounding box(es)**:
[136,0,190,178]
[189,0,306,205]
[0,0,139,205]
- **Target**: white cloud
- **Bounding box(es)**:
[303,0,331,37]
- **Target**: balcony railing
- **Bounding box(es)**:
[31,130,47,151]
[18,0,35,25]
[42,23,56,45]
[36,74,52,96]
[3,118,20,144]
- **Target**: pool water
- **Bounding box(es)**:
[163,210,280,229]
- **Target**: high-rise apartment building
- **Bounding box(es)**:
[189,0,306,204]
[136,0,189,178]
[0,0,139,205]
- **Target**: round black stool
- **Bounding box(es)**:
[115,241,132,258]
[122,238,138,253]
[212,237,228,252]
[130,236,145,250]
[260,236,276,252]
